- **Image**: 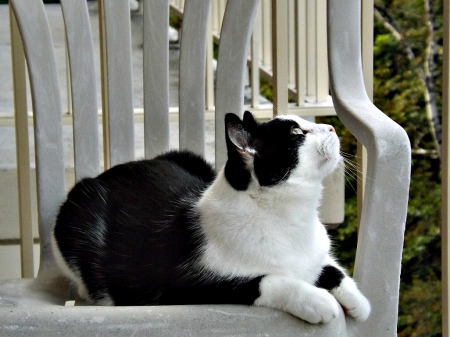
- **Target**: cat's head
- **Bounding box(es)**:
[224,111,340,190]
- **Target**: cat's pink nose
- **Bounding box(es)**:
[329,126,335,133]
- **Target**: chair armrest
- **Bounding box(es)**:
[327,1,411,336]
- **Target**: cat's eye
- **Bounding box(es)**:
[291,127,303,135]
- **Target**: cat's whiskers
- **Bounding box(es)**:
[327,151,372,196]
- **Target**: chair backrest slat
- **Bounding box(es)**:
[101,0,134,167]
[215,0,259,169]
[60,0,100,180]
[10,0,66,276]
[178,0,211,157]
[143,1,170,159]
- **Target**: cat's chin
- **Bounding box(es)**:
[317,157,340,177]
[316,145,341,178]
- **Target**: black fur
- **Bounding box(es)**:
[54,150,262,305]
[224,111,305,189]
[315,265,345,291]
[224,113,253,190]
[53,112,369,323]
[54,113,341,309]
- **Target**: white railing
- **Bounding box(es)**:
[171,0,334,118]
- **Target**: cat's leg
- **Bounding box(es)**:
[315,259,371,321]
[254,275,340,324]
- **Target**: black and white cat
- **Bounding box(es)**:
[52,111,370,324]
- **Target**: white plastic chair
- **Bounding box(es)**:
[0,0,410,336]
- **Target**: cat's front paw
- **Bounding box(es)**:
[255,276,340,324]
[344,292,370,322]
[332,278,371,321]
[291,287,340,324]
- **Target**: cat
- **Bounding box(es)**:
[52,111,370,324]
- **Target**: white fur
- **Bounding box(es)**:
[331,277,371,321]
[51,233,89,300]
[254,275,340,324]
[196,115,369,323]
[323,256,371,321]
[197,169,329,283]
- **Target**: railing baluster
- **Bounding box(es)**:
[306,0,316,99]
[261,0,272,70]
[288,0,296,87]
[206,5,215,111]
[251,4,261,109]
[316,0,328,102]
[271,0,289,115]
[9,5,34,278]
[295,0,307,106]
[218,0,226,31]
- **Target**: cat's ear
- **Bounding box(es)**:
[225,113,255,157]
[243,111,258,129]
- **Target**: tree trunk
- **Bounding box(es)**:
[374,1,442,157]
[423,0,442,157]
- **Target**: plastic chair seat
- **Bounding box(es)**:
[0,277,347,336]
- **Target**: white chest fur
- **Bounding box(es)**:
[196,170,331,284]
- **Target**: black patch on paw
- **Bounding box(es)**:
[315,265,345,290]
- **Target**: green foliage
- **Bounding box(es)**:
[259,77,274,103]
[398,278,442,337]
[373,31,431,150]
[169,11,182,30]
[398,155,442,336]
[372,1,443,333]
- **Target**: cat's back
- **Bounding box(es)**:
[56,150,215,240]
[96,150,215,188]
[53,150,215,305]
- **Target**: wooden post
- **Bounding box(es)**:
[98,0,110,170]
[250,3,261,109]
[441,0,450,335]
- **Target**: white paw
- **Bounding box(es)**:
[332,278,371,321]
[255,276,340,324]
[345,293,370,321]
[291,287,340,324]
